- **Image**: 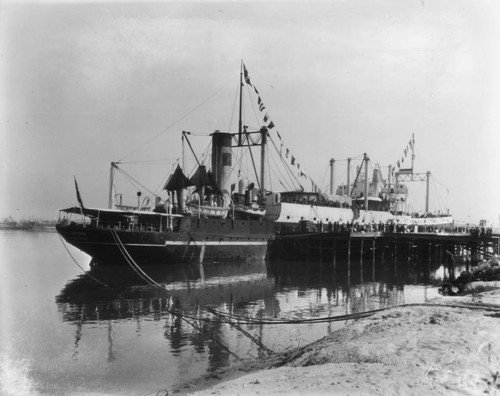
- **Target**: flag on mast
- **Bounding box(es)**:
[243,64,252,86]
[74,177,84,207]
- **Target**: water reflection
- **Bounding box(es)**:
[57,258,445,363]
[57,261,274,320]
[57,261,275,373]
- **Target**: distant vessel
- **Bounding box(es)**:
[0,217,36,230]
[265,148,453,229]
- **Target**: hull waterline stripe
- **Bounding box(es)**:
[64,241,268,247]
[164,241,268,246]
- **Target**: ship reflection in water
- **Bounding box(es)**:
[56,258,444,375]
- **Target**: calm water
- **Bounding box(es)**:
[0,230,447,395]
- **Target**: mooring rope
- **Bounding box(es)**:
[199,302,500,325]
[109,229,175,296]
[204,307,274,354]
[109,228,241,359]
[58,233,109,287]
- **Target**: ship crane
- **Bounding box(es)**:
[395,170,431,213]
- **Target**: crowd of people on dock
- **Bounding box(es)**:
[469,226,493,238]
[298,220,494,237]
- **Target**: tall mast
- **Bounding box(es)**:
[260,128,267,199]
[108,162,117,209]
[238,60,243,146]
[425,171,430,213]
[364,153,369,210]
[346,158,351,197]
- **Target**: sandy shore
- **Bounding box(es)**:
[177,281,500,396]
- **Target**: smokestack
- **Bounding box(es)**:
[329,159,335,195]
[211,131,233,195]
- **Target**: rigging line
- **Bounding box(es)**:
[269,133,298,183]
[350,153,365,161]
[280,149,302,190]
[268,133,325,192]
[267,134,293,184]
[57,234,109,287]
[116,168,156,197]
[153,161,178,196]
[227,135,262,182]
[267,133,302,189]
[227,78,240,133]
[244,131,261,190]
[245,82,264,130]
[319,163,330,193]
[118,78,237,162]
[266,144,274,191]
[430,173,450,194]
[268,149,294,191]
[226,149,250,183]
[119,158,180,165]
[182,131,212,136]
[115,167,148,192]
[231,146,250,171]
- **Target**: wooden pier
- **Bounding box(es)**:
[269,229,500,271]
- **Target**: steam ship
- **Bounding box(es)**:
[57,62,277,266]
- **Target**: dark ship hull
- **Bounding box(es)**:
[57,215,273,266]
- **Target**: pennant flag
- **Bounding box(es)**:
[268,121,275,129]
[258,97,262,105]
[74,176,84,207]
[259,103,266,112]
[277,131,282,140]
[264,113,269,122]
[254,86,259,95]
[243,64,252,86]
[286,148,289,158]
[291,156,295,165]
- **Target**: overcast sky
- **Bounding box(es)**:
[1,0,499,224]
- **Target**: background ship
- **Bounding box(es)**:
[0,217,36,230]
